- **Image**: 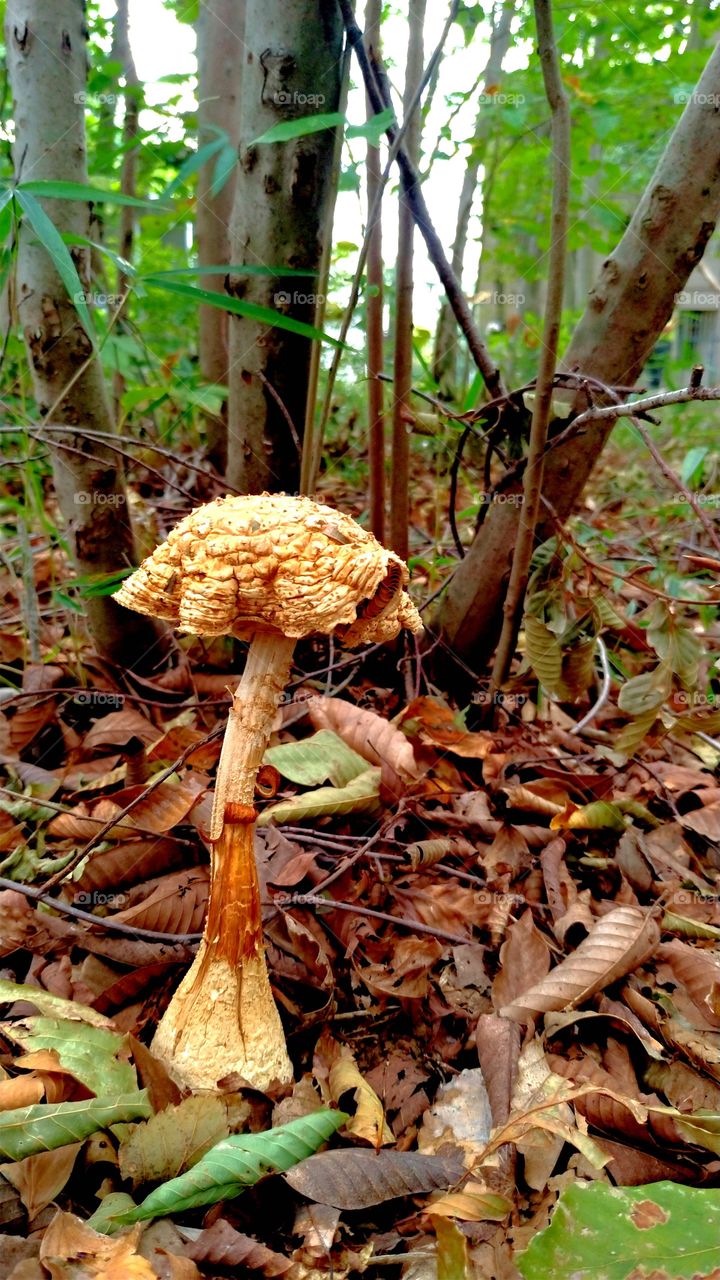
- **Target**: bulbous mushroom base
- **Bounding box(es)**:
[151,946,293,1094]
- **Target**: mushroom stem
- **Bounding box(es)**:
[151,630,296,1092]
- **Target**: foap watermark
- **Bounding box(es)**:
[75,890,129,909]
[476,291,525,307]
[478,91,525,106]
[74,491,126,506]
[75,291,124,308]
[471,690,527,708]
[73,691,125,709]
[274,290,325,307]
[670,493,720,506]
[74,91,118,107]
[670,690,718,708]
[479,492,525,507]
[674,90,720,108]
[675,290,720,307]
[274,91,325,107]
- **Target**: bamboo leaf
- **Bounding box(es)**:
[145,276,342,346]
[252,112,345,146]
[211,142,239,196]
[14,189,95,344]
[346,107,396,144]
[18,180,164,210]
[162,136,226,197]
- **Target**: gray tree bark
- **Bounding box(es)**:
[5,0,164,671]
[196,0,245,472]
[225,0,343,494]
[436,41,720,671]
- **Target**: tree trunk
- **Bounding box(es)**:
[196,0,245,473]
[390,0,425,561]
[436,41,720,672]
[431,1,515,399]
[226,0,343,494]
[111,0,140,412]
[364,0,385,542]
[5,0,164,671]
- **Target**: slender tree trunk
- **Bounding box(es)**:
[436,41,720,673]
[390,0,426,561]
[432,0,515,400]
[5,0,164,671]
[364,0,385,541]
[196,0,245,473]
[226,1,343,494]
[111,0,139,412]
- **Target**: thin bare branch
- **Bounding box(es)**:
[489,0,571,697]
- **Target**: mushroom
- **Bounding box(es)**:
[114,493,422,1093]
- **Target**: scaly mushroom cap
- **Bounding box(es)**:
[115,493,422,647]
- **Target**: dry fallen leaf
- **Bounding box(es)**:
[500,906,660,1021]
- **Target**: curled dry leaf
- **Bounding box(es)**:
[327,1045,393,1148]
[0,1143,82,1221]
[500,906,660,1022]
[184,1218,291,1275]
[424,1180,512,1222]
[658,938,720,1028]
[309,696,418,783]
[398,696,495,759]
[108,868,209,935]
[82,709,161,751]
[39,1210,156,1279]
[492,911,551,1013]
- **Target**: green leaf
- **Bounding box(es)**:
[264,729,368,787]
[613,708,660,758]
[681,445,708,487]
[0,1093,152,1161]
[145,277,342,347]
[211,142,239,197]
[18,180,163,211]
[252,112,345,146]
[517,1179,720,1279]
[618,666,671,716]
[258,766,381,827]
[162,136,226,198]
[145,264,315,279]
[4,1018,137,1096]
[118,1095,230,1188]
[524,615,563,692]
[14,189,95,344]
[62,232,135,279]
[108,1109,348,1227]
[552,800,627,832]
[346,107,396,145]
[0,980,112,1028]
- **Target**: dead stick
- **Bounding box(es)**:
[489,0,571,697]
[337,0,504,399]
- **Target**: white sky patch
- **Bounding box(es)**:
[98,1,530,330]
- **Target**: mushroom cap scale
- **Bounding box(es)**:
[115,493,422,646]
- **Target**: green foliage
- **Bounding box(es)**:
[99,1109,348,1229]
[518,1180,720,1279]
[0,1094,152,1161]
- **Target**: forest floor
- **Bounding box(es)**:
[0,437,719,1279]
